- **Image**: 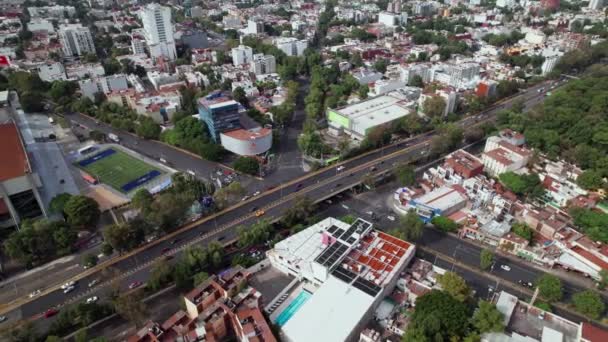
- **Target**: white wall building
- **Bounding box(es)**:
[267,217,416,342]
[219,127,272,156]
[231,45,253,66]
[131,32,147,55]
[438,89,457,116]
[36,62,67,82]
[400,64,431,84]
[274,37,308,56]
[541,49,564,76]
[327,94,415,140]
[79,74,129,100]
[378,11,407,27]
[245,18,264,35]
[250,54,276,75]
[140,4,177,61]
[371,79,407,97]
[59,24,95,57]
[482,134,532,177]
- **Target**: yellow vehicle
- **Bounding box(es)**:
[255,210,265,217]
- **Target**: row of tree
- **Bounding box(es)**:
[103,173,215,253]
[3,195,100,267]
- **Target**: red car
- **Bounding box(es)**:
[44,308,59,318]
[129,281,143,289]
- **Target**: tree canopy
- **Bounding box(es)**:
[403,290,471,341]
[572,290,605,320]
[63,195,100,229]
[431,216,458,233]
[472,300,504,333]
[436,271,471,302]
[233,156,260,175]
[535,274,563,303]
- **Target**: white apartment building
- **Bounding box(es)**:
[378,11,407,27]
[274,37,308,56]
[131,31,147,55]
[140,4,177,61]
[482,134,532,177]
[438,89,457,116]
[36,62,67,82]
[432,63,480,89]
[231,45,253,66]
[245,18,264,35]
[250,54,276,75]
[541,49,564,76]
[79,74,129,100]
[400,64,431,84]
[59,24,95,57]
[413,2,434,16]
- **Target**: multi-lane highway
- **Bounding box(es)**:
[0,81,555,330]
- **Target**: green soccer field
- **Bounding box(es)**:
[78,149,162,193]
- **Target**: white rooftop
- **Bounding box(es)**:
[334,95,412,134]
[281,275,375,342]
[541,327,563,342]
[415,186,467,211]
[495,291,518,326]
[270,217,350,280]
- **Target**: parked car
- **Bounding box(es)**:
[0,316,7,323]
[86,296,98,304]
[88,279,99,288]
[255,210,265,217]
[336,166,345,172]
[500,265,511,271]
[387,216,396,221]
[253,191,261,196]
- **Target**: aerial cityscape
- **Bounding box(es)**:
[0,0,608,341]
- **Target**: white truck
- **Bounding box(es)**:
[108,133,120,142]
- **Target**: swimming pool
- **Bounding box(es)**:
[275,290,312,327]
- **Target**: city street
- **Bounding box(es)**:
[0,81,558,332]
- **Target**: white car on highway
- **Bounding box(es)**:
[500,265,511,271]
[29,290,41,298]
[63,285,75,294]
[60,281,76,289]
[86,296,98,304]
[336,166,345,172]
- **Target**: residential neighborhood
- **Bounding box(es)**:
[1,0,608,341]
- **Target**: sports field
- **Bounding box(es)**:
[77,148,163,193]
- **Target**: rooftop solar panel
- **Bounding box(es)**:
[353,277,382,297]
[332,267,357,283]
